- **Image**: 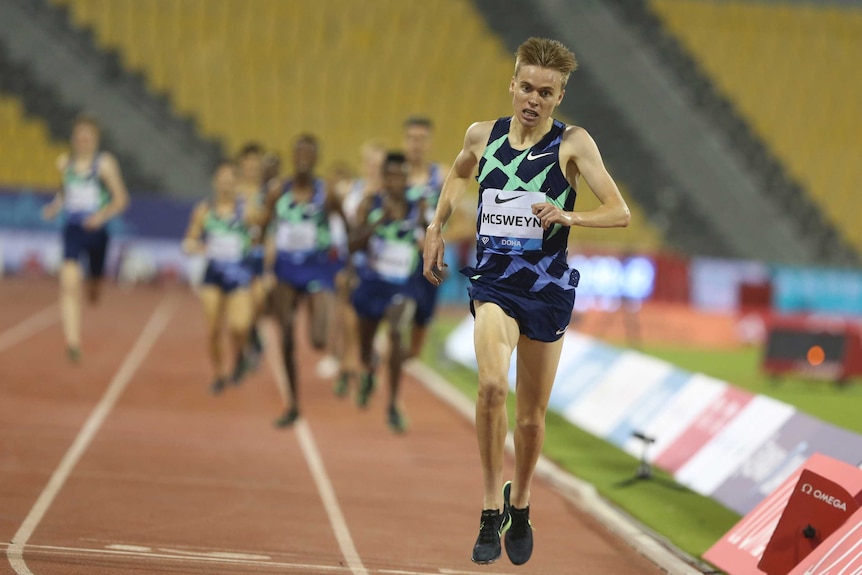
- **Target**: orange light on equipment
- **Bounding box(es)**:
[807,345,825,366]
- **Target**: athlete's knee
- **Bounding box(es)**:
[515,412,546,436]
[476,377,508,410]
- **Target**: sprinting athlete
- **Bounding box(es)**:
[423,38,630,565]
[402,117,448,359]
[41,113,129,363]
[261,134,347,428]
[350,152,425,433]
[182,160,254,394]
[331,140,386,398]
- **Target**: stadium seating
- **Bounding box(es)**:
[650,0,862,253]
[47,0,661,250]
[0,94,66,190]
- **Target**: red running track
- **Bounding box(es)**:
[0,278,664,574]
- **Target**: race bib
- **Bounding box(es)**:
[371,239,416,283]
[66,181,100,214]
[478,189,546,252]
[207,234,244,262]
[276,221,317,253]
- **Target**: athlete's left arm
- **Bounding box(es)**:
[324,183,350,234]
[85,153,130,230]
[532,126,630,229]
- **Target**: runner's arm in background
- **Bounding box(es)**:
[182,202,208,255]
[84,152,129,230]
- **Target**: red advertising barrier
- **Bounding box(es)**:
[787,506,862,575]
[704,454,862,575]
[758,469,861,575]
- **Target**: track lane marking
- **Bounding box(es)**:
[0,303,58,353]
[263,324,369,575]
[5,296,177,575]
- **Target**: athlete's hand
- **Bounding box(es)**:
[532,202,574,229]
[83,212,106,230]
[423,223,447,286]
[41,201,60,222]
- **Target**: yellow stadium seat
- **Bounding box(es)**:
[0,95,67,190]
[651,0,862,255]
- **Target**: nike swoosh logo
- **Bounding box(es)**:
[494,194,525,204]
[556,327,568,335]
[527,151,553,161]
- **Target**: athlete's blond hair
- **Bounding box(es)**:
[514,37,578,87]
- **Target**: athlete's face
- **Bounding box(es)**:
[361,146,385,180]
[293,140,318,176]
[71,123,99,156]
[212,164,237,199]
[238,152,263,184]
[509,65,565,128]
[382,161,408,198]
[403,125,432,164]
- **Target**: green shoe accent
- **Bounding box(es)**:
[334,373,350,398]
[274,407,300,428]
[387,404,408,434]
[356,373,376,408]
[209,377,227,396]
[67,346,81,364]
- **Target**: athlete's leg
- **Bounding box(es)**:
[384,297,415,407]
[247,276,266,353]
[199,285,227,388]
[85,229,109,305]
[509,335,564,509]
[225,287,254,381]
[307,289,332,351]
[271,282,301,410]
[383,297,416,433]
[333,268,360,395]
[59,260,83,359]
[355,311,381,408]
[473,301,520,511]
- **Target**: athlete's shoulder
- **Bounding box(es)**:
[463,121,497,153]
[56,152,70,172]
[95,151,121,177]
[561,124,592,145]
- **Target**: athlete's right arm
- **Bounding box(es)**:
[423,121,491,286]
[182,202,208,255]
[41,153,68,221]
[258,179,283,231]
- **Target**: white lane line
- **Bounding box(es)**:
[0,303,58,354]
[264,345,368,575]
[5,296,177,575]
[0,542,521,575]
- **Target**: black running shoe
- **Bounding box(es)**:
[67,346,81,364]
[387,404,408,434]
[471,508,509,564]
[232,349,257,385]
[334,372,351,398]
[356,373,376,408]
[249,325,264,354]
[505,504,533,565]
[209,377,227,396]
[274,406,300,428]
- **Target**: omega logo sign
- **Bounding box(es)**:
[801,483,848,511]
